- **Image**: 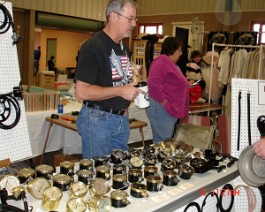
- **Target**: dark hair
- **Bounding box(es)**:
[50,56,55,59]
[190,50,202,59]
[161,37,182,56]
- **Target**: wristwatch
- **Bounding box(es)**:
[42,186,63,211]
[27,177,51,199]
[67,197,87,212]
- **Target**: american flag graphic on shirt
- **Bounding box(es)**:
[109,49,133,87]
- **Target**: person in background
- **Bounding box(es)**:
[190,50,207,69]
[33,46,41,77]
[186,62,206,103]
[48,56,55,71]
[146,37,190,144]
[74,0,142,159]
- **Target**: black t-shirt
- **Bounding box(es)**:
[75,31,133,111]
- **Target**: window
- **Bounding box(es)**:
[138,23,163,34]
[251,21,265,45]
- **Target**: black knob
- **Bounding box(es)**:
[257,116,265,137]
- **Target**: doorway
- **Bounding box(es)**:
[46,38,57,68]
[175,27,189,75]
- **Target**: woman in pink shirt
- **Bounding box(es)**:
[146,37,190,143]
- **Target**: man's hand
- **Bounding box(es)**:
[120,82,145,101]
[253,137,265,159]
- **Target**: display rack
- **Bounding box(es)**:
[0,1,32,162]
[209,42,264,103]
[208,42,264,211]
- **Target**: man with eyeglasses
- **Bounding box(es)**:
[75,0,143,159]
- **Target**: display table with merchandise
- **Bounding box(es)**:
[26,102,152,157]
[5,158,239,212]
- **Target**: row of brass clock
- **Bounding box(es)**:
[0,140,236,211]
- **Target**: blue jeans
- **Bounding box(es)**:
[76,106,130,159]
[146,98,177,144]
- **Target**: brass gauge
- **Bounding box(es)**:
[130,182,148,198]
[112,174,129,190]
[144,165,158,178]
[27,177,51,199]
[42,186,63,211]
[110,149,126,164]
[129,156,143,168]
[53,174,72,191]
[162,158,176,171]
[0,174,20,195]
[88,195,111,212]
[69,181,88,198]
[79,159,94,170]
[76,169,94,185]
[18,168,36,184]
[111,190,130,208]
[179,164,195,180]
[146,175,163,192]
[96,165,110,180]
[35,164,54,180]
[12,185,25,199]
[89,178,110,196]
[60,161,75,175]
[67,197,87,212]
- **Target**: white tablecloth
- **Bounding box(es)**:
[26,102,152,157]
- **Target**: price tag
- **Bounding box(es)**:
[179,183,194,190]
[151,194,170,203]
[167,188,183,196]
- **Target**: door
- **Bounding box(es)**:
[46,38,57,68]
[175,27,189,75]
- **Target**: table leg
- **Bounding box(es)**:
[139,127,145,146]
[40,122,53,164]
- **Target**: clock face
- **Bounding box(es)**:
[0,175,20,195]
[36,164,54,173]
[43,186,62,199]
[90,178,110,196]
[98,196,111,212]
[67,198,87,212]
[112,149,125,158]
[27,177,50,199]
[130,157,143,168]
[70,181,87,197]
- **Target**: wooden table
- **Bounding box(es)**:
[189,102,225,114]
[40,115,148,163]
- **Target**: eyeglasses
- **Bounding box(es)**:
[114,11,138,23]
